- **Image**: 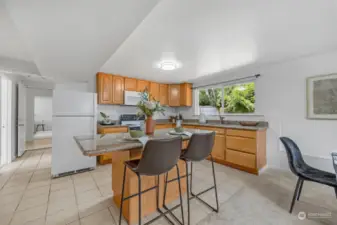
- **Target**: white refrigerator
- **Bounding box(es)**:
[52,90,97,177]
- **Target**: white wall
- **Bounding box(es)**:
[34,96,52,128]
[26,88,53,141]
[55,82,89,92]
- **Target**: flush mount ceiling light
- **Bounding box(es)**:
[156,60,182,71]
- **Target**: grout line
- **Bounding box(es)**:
[70,172,81,223]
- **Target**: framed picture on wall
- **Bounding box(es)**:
[307,73,337,119]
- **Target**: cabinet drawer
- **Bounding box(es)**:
[226,149,256,169]
[102,153,112,161]
[99,127,128,134]
[195,126,225,134]
[226,136,256,154]
[226,129,256,138]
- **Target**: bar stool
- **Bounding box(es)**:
[165,132,219,225]
[118,137,185,225]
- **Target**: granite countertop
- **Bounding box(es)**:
[75,128,212,156]
[156,120,268,131]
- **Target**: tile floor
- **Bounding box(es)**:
[0,148,336,225]
[25,139,52,151]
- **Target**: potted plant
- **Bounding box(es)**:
[136,88,165,135]
[100,112,112,125]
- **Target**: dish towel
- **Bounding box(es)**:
[332,152,337,180]
[137,136,149,147]
[182,131,193,137]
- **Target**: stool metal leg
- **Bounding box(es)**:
[176,164,185,225]
[289,177,301,213]
[210,155,219,212]
[119,165,127,225]
[137,174,142,225]
[188,155,219,213]
[185,161,191,225]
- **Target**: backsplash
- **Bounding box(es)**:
[97,105,177,122]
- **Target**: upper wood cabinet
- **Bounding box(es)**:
[137,80,150,92]
[168,84,180,106]
[112,75,124,104]
[97,73,113,104]
[149,82,160,101]
[180,83,192,106]
[124,78,137,91]
[159,84,168,106]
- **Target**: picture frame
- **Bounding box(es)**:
[307,73,337,119]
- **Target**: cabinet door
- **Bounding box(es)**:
[112,75,124,104]
[125,78,137,91]
[180,83,192,106]
[137,80,149,92]
[159,84,168,106]
[96,73,113,104]
[168,84,180,106]
[212,134,226,160]
[149,82,160,101]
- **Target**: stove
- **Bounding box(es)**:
[120,114,145,131]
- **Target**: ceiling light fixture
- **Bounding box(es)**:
[156,60,182,71]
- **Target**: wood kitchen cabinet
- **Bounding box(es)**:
[180,83,192,106]
[149,82,160,101]
[97,73,113,104]
[112,75,124,104]
[159,84,168,106]
[168,84,180,106]
[124,77,137,91]
[137,80,150,92]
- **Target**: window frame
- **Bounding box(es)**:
[195,81,256,116]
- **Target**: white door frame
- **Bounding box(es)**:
[0,75,13,165]
[17,83,26,157]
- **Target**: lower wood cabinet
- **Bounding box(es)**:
[97,126,128,164]
[212,134,226,161]
[155,124,173,129]
[226,149,256,169]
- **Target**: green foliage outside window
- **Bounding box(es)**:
[199,83,255,113]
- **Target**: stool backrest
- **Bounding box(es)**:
[136,137,182,176]
[182,132,215,161]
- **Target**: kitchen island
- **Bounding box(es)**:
[74,128,212,224]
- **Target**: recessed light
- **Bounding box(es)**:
[155,60,182,71]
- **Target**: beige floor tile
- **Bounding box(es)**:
[80,209,114,225]
[76,188,102,205]
[51,176,72,184]
[49,187,75,201]
[0,185,27,195]
[98,184,113,197]
[23,185,50,199]
[47,196,77,215]
[46,207,79,225]
[0,212,13,225]
[10,204,47,225]
[78,197,113,218]
[74,182,97,193]
[17,193,49,211]
[0,192,23,206]
[22,217,46,225]
[0,201,20,216]
[67,220,80,225]
[51,181,74,192]
[27,180,51,189]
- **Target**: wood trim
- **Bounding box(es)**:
[256,130,267,169]
[98,126,128,134]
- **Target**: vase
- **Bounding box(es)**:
[145,116,156,135]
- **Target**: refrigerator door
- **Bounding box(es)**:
[53,90,96,116]
[52,116,96,176]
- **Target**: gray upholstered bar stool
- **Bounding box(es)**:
[119,137,185,225]
[165,132,219,225]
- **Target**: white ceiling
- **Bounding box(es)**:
[101,0,337,83]
[4,0,160,81]
[0,2,33,62]
[2,0,337,83]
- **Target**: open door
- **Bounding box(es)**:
[17,83,26,157]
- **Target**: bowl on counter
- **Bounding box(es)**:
[239,121,259,126]
[129,130,145,138]
[174,127,184,133]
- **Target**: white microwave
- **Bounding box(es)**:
[124,91,141,105]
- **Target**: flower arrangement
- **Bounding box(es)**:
[136,88,165,118]
[136,88,165,134]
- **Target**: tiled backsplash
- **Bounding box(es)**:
[97,105,177,122]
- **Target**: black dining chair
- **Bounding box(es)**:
[280,137,337,213]
[164,132,219,225]
[118,136,185,225]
